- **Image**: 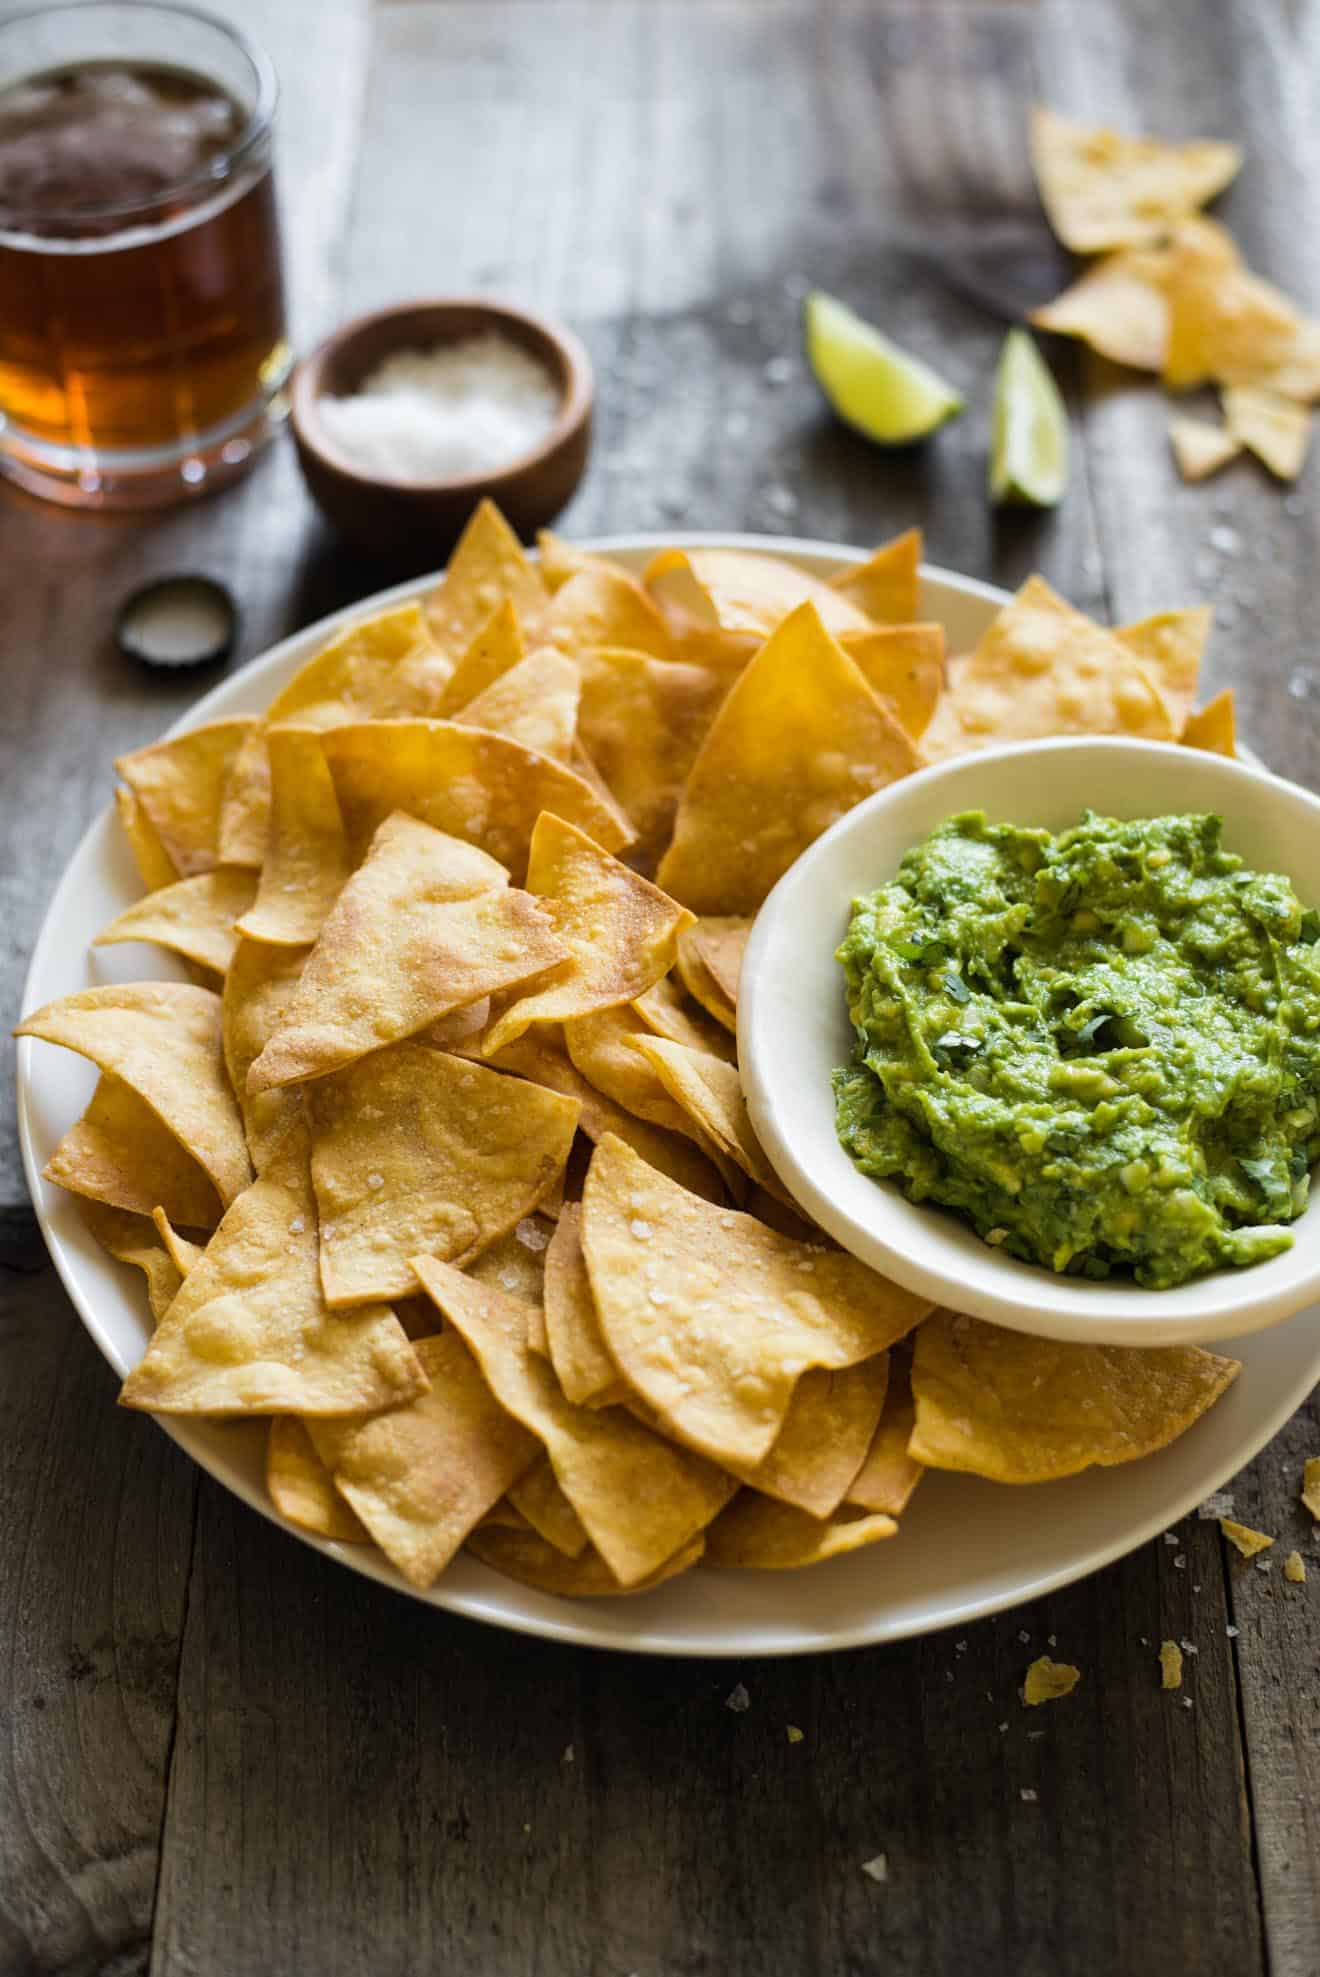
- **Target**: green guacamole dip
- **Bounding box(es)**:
[833,811,1320,1288]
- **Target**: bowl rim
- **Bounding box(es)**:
[739,732,1320,1347]
[289,295,594,494]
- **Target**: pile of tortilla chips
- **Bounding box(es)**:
[18,501,1241,1600]
[1028,106,1315,482]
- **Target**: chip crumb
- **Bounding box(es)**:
[1283,1550,1306,1584]
[725,1682,751,1713]
[1198,1490,1235,1520]
[1221,1517,1274,1558]
[860,1853,888,1884]
[786,1724,804,1744]
[1019,1788,1038,1804]
[1023,1655,1081,1706]
[1302,1457,1320,1522]
[1159,1640,1184,1690]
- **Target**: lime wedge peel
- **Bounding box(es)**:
[804,290,965,445]
[990,328,1070,507]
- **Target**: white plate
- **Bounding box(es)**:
[17,535,1320,1657]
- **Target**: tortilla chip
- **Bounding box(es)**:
[116,719,256,877]
[1221,1518,1274,1558]
[674,934,736,1032]
[306,1330,536,1586]
[1115,605,1210,732]
[482,814,692,1057]
[318,719,631,875]
[1284,1550,1307,1584]
[246,813,568,1093]
[454,647,580,763]
[563,1006,704,1140]
[1029,105,1241,253]
[44,1071,223,1229]
[268,603,451,733]
[94,867,256,977]
[646,547,870,650]
[507,1455,591,1557]
[465,1213,557,1308]
[115,786,181,890]
[657,602,919,915]
[536,532,623,591]
[1031,247,1172,372]
[1024,1656,1081,1705]
[222,938,308,1171]
[1223,385,1311,480]
[236,729,351,947]
[678,916,750,1016]
[466,1523,704,1597]
[830,530,921,624]
[266,1416,370,1542]
[78,1198,186,1324]
[921,576,1177,760]
[543,1203,625,1407]
[839,624,946,740]
[908,1310,1239,1483]
[1169,414,1241,481]
[728,1359,892,1518]
[18,982,250,1207]
[150,1207,204,1278]
[847,1346,924,1516]
[119,1121,426,1417]
[704,1494,896,1569]
[413,1257,734,1585]
[308,1042,578,1306]
[216,725,272,868]
[1301,1456,1320,1521]
[1164,222,1309,393]
[581,1133,930,1467]
[424,498,547,654]
[576,646,727,864]
[545,565,675,661]
[434,598,527,714]
[632,972,736,1063]
[1182,688,1236,756]
[631,1035,792,1205]
[1159,1640,1184,1689]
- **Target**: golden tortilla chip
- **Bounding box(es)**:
[657,602,919,915]
[1220,1518,1273,1558]
[483,813,692,1057]
[645,547,870,649]
[1031,247,1172,372]
[576,646,727,864]
[318,719,631,874]
[507,1455,591,1557]
[217,726,272,868]
[632,972,735,1063]
[563,1006,706,1141]
[45,1071,223,1229]
[908,1310,1240,1483]
[467,1523,704,1597]
[270,603,451,731]
[678,916,750,1020]
[921,576,1177,759]
[1029,105,1241,253]
[94,867,256,977]
[1182,688,1236,756]
[18,982,250,1207]
[116,719,256,877]
[1223,385,1312,480]
[1115,605,1210,732]
[115,786,181,890]
[704,1493,896,1569]
[236,729,351,947]
[222,937,308,1171]
[246,813,568,1093]
[840,624,946,741]
[1164,221,1309,392]
[1283,1550,1306,1584]
[1169,414,1240,481]
[266,1416,370,1542]
[435,598,526,714]
[150,1207,204,1277]
[308,1043,578,1306]
[413,1257,734,1586]
[1159,1640,1183,1690]
[545,565,675,661]
[1023,1656,1081,1705]
[78,1198,186,1324]
[847,1346,924,1516]
[425,498,547,654]
[582,1133,930,1467]
[728,1359,892,1519]
[465,1213,557,1308]
[1301,1456,1320,1521]
[536,531,623,591]
[631,1035,792,1206]
[454,647,580,763]
[675,938,735,1032]
[307,1330,537,1587]
[543,1203,625,1408]
[119,1121,426,1417]
[829,529,922,625]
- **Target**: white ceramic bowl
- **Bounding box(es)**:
[740,735,1320,1348]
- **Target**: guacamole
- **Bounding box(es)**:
[833,811,1320,1288]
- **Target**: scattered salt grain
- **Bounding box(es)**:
[1173,1554,1187,1570]
[725,1683,751,1713]
[316,334,561,485]
[1210,524,1240,555]
[763,356,794,386]
[629,1219,652,1241]
[288,1216,305,1234]
[1163,1531,1180,1545]
[1226,1624,1240,1639]
[1019,1788,1038,1804]
[1182,1697,1194,1710]
[366,1172,384,1191]
[563,1744,575,1763]
[860,1853,888,1883]
[515,1217,550,1252]
[1018,1630,1030,1644]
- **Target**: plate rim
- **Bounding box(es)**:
[16,533,1320,1658]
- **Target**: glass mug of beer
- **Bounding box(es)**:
[0,1,290,508]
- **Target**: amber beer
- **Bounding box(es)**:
[0,4,289,507]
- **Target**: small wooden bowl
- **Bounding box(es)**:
[290,298,593,558]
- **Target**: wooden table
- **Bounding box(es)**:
[3,2,1318,1970]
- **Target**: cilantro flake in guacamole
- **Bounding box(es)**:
[833,811,1320,1288]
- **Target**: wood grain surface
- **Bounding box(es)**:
[1,3,1317,1973]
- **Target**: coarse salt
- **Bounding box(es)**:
[317,335,561,484]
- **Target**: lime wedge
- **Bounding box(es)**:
[990,329,1069,506]
[804,291,964,445]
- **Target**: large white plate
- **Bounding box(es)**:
[17,535,1320,1657]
